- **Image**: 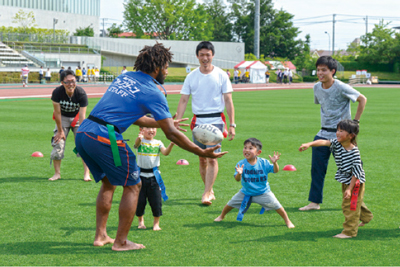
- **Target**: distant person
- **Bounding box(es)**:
[244,70,250,83]
[134,124,175,231]
[59,66,65,83]
[49,69,91,182]
[214,138,295,228]
[121,66,128,75]
[238,69,242,83]
[288,69,293,85]
[45,68,52,83]
[276,69,281,84]
[76,66,82,82]
[94,67,100,83]
[283,69,289,84]
[226,69,231,78]
[299,119,373,238]
[21,65,30,87]
[82,67,87,82]
[176,41,235,206]
[234,68,239,84]
[299,56,367,211]
[265,70,270,84]
[39,66,44,83]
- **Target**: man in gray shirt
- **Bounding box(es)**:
[299,56,367,211]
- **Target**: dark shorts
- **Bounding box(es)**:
[75,132,140,186]
[136,175,162,217]
[192,123,223,153]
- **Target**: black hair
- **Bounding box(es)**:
[60,69,75,82]
[134,42,173,74]
[196,41,215,56]
[244,138,262,150]
[337,119,359,145]
[316,56,337,76]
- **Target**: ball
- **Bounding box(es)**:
[193,124,223,146]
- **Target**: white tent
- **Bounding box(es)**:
[234,61,268,83]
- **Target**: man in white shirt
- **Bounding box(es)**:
[21,65,30,87]
[121,66,128,75]
[175,41,236,206]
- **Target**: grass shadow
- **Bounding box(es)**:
[163,198,199,206]
[183,221,279,230]
[0,177,48,183]
[284,207,341,213]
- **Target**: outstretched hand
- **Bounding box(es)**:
[299,144,310,152]
[172,113,189,132]
[235,164,244,174]
[268,151,281,163]
[202,145,228,159]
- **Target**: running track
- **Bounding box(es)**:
[1,82,399,100]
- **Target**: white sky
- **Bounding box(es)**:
[100,0,400,51]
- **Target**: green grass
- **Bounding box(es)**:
[1,87,399,266]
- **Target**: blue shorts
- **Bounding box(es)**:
[75,132,140,186]
[192,123,223,153]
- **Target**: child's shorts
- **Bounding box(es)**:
[227,191,282,211]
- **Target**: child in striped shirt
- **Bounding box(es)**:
[299,119,373,238]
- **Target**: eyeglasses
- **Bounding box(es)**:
[63,80,76,85]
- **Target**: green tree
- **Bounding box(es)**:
[204,0,233,42]
[123,0,212,40]
[107,23,124,38]
[229,0,301,59]
[74,26,94,37]
[292,34,317,71]
[358,20,398,64]
[12,9,38,32]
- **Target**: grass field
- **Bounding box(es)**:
[1,87,399,266]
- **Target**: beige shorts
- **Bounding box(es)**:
[50,115,80,160]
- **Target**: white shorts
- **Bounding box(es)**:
[227,191,282,211]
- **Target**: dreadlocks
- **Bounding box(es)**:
[134,42,173,74]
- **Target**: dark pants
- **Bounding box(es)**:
[136,175,162,217]
[309,135,332,204]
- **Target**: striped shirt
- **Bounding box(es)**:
[330,139,365,185]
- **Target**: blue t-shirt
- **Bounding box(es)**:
[235,157,275,196]
[78,71,171,139]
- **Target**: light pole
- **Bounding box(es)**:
[325,31,331,55]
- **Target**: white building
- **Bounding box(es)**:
[0,0,100,36]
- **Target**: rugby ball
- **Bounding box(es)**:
[193,124,223,145]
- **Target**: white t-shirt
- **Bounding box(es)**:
[135,138,165,178]
[45,70,51,77]
[181,66,233,124]
[121,69,128,75]
[39,68,44,75]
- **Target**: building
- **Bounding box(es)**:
[0,0,100,36]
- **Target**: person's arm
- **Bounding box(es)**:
[268,151,281,173]
[157,117,227,158]
[234,164,244,181]
[78,106,87,125]
[160,142,174,156]
[299,139,331,152]
[133,115,189,132]
[224,92,235,141]
[354,94,367,121]
[175,94,190,120]
[133,131,143,149]
[344,176,358,199]
[52,101,66,143]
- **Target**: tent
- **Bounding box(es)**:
[234,61,268,84]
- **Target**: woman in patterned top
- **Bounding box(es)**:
[299,119,373,238]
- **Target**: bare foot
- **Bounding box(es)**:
[201,194,212,205]
[138,217,146,229]
[112,240,146,251]
[210,192,216,201]
[93,235,115,246]
[286,221,295,228]
[83,176,92,182]
[214,215,224,222]
[299,203,320,211]
[359,222,366,227]
[333,233,352,238]
[153,224,162,231]
[49,174,61,181]
[138,224,146,229]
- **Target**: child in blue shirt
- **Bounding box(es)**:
[215,138,295,228]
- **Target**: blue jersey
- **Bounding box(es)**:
[79,71,171,139]
[235,157,274,196]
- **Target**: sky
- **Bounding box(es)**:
[100,0,400,51]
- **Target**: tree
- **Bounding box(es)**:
[123,0,212,41]
[74,26,94,37]
[12,9,38,32]
[229,0,302,59]
[358,20,399,64]
[107,23,124,38]
[204,0,233,42]
[292,34,317,72]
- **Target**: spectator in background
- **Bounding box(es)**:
[265,70,270,85]
[283,69,289,84]
[94,67,100,83]
[121,66,128,75]
[45,68,52,83]
[39,66,44,83]
[76,66,82,82]
[21,64,30,87]
[82,67,87,82]
[234,68,239,84]
[226,69,231,79]
[289,69,293,85]
[59,66,65,83]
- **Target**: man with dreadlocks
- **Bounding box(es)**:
[75,43,227,251]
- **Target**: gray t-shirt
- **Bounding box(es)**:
[314,79,360,139]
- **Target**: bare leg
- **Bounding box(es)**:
[49,159,62,181]
[214,205,234,221]
[112,182,146,251]
[153,217,161,231]
[275,207,295,228]
[199,157,218,205]
[94,177,116,246]
[137,216,146,229]
[82,160,92,181]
